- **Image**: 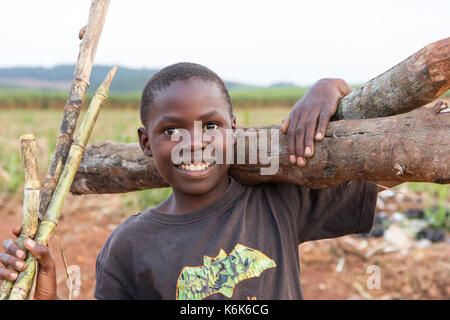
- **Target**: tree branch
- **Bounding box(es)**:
[333,37,449,120]
[70,37,450,194]
[70,103,450,194]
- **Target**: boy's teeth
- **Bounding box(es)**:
[180,163,212,171]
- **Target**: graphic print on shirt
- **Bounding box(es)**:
[176,243,276,300]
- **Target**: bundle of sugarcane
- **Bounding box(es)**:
[0,0,112,299]
[0,136,40,299]
[2,67,117,300]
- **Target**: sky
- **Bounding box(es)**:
[1,0,449,86]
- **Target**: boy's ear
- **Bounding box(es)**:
[137,127,153,157]
[231,113,237,130]
[230,113,237,145]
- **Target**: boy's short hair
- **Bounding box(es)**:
[140,62,233,127]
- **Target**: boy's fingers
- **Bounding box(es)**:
[315,111,331,142]
[0,252,26,271]
[0,265,18,281]
[304,113,319,158]
[12,226,22,237]
[24,239,54,272]
[287,116,299,164]
[294,118,307,166]
[281,117,290,134]
[2,239,26,260]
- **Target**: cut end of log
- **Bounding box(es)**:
[334,37,450,120]
[20,134,40,184]
[20,134,35,142]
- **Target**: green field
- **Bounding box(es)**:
[0,87,309,110]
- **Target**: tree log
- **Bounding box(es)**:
[333,37,449,120]
[70,37,450,194]
[70,103,450,194]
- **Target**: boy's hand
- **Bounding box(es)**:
[281,78,353,166]
[0,226,57,300]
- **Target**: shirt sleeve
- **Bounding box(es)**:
[296,180,378,243]
[274,180,378,244]
[94,258,132,300]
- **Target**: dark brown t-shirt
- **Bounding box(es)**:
[94,177,378,300]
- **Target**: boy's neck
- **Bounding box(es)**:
[156,176,231,214]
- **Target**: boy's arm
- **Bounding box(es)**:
[289,180,379,243]
[280,79,405,193]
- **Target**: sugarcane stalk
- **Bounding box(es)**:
[8,67,117,300]
[38,0,110,222]
[0,135,40,300]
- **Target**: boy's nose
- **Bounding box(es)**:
[184,126,206,163]
[189,121,207,151]
[189,128,206,151]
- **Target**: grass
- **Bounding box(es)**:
[407,182,450,230]
[230,86,308,107]
[0,87,311,110]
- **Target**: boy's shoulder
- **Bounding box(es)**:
[99,210,151,257]
[249,179,306,200]
[110,211,145,236]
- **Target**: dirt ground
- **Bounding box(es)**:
[1,191,449,300]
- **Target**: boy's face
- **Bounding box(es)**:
[138,78,236,196]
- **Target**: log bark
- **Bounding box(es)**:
[70,103,450,194]
[333,37,449,120]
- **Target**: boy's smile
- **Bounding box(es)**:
[173,161,216,179]
[138,77,236,212]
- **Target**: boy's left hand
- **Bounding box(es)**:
[281,78,353,167]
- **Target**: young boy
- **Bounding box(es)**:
[0,62,399,300]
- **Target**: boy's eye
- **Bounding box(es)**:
[163,128,179,136]
[204,123,219,130]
